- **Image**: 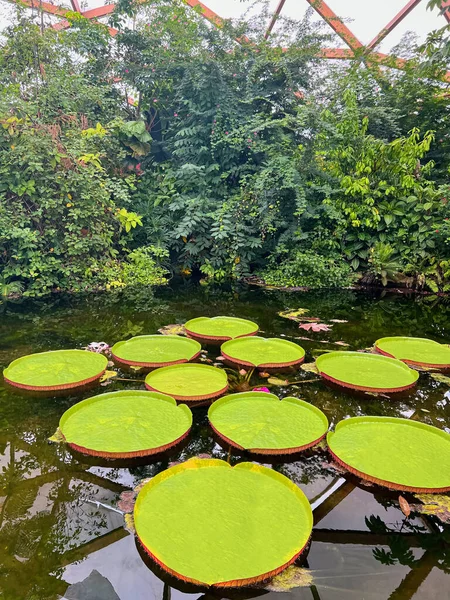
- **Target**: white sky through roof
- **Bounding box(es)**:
[0,0,447,55]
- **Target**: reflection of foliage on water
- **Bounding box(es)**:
[366,514,450,574]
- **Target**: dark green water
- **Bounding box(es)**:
[0,282,449,600]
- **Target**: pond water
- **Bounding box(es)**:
[0,282,449,600]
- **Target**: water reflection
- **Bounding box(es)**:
[0,285,449,599]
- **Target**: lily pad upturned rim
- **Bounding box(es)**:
[316,351,418,393]
[145,363,228,402]
[208,392,329,455]
[220,337,306,369]
[327,416,450,493]
[184,316,259,343]
[375,336,450,369]
[59,390,192,459]
[134,458,313,587]
[3,349,108,391]
[111,335,202,368]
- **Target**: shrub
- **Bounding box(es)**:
[259,250,358,289]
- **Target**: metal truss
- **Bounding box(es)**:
[3,0,450,79]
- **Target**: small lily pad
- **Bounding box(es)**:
[278,309,309,322]
[56,390,192,458]
[111,335,201,368]
[375,337,450,369]
[145,363,228,402]
[185,316,258,344]
[221,337,305,369]
[327,416,450,492]
[3,349,107,392]
[208,392,328,454]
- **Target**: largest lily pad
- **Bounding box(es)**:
[145,363,228,402]
[221,337,305,369]
[316,351,418,392]
[185,316,258,344]
[208,392,328,454]
[111,335,201,368]
[134,458,313,586]
[58,390,192,458]
[327,416,450,492]
[3,350,107,392]
[375,336,450,369]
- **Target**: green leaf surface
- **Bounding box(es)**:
[145,363,227,398]
[3,350,107,388]
[134,459,312,586]
[327,417,450,490]
[316,351,418,390]
[111,335,201,365]
[208,392,328,451]
[185,316,258,338]
[59,390,192,454]
[375,337,450,367]
[221,337,305,367]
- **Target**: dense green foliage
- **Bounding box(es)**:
[0,0,449,295]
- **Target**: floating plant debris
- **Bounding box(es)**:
[221,337,305,369]
[316,351,418,393]
[111,335,201,368]
[54,390,192,458]
[145,363,228,402]
[208,392,328,454]
[134,458,313,586]
[184,316,258,344]
[375,336,450,369]
[3,349,108,392]
[327,416,450,492]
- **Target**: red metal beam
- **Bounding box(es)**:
[304,0,363,50]
[10,0,71,18]
[367,0,423,50]
[265,0,287,39]
[70,0,81,12]
[441,0,450,22]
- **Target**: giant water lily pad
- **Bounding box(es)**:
[208,392,328,454]
[145,363,228,402]
[185,316,258,344]
[134,458,313,586]
[221,337,305,369]
[111,335,201,368]
[375,337,450,369]
[327,416,450,492]
[57,390,192,458]
[316,351,418,392]
[3,350,108,392]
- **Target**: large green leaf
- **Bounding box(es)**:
[3,350,107,389]
[316,351,418,391]
[59,390,192,456]
[375,336,450,368]
[221,337,305,368]
[111,335,201,366]
[145,363,228,401]
[185,316,258,340]
[134,458,313,586]
[208,392,328,452]
[327,416,450,491]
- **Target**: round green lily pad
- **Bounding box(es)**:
[3,350,108,392]
[58,390,192,458]
[221,337,305,369]
[315,351,418,392]
[375,336,450,369]
[327,416,450,492]
[185,316,258,344]
[145,363,228,402]
[208,392,328,454]
[111,335,201,368]
[134,458,313,586]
